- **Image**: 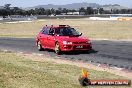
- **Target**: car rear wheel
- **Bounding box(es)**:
[55,42,61,55]
[37,41,43,51]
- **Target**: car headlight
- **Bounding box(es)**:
[63,41,72,44]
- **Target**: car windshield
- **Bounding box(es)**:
[55,27,79,36]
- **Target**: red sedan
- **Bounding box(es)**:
[36,25,92,54]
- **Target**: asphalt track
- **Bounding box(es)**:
[0,38,132,70]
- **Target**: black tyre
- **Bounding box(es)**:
[55,42,61,55]
[79,77,90,86]
[37,41,43,51]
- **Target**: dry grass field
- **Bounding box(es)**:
[0,19,132,40]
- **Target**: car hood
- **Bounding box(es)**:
[56,36,90,42]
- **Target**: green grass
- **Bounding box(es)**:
[0,19,132,39]
[0,51,131,88]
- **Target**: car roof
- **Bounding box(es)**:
[43,25,71,29]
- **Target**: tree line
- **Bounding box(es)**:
[0,4,132,17]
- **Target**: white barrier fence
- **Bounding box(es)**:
[0,15,37,21]
[89,17,132,21]
[0,16,3,20]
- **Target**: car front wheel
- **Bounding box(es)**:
[55,42,61,55]
[37,41,43,51]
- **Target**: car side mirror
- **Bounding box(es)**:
[79,33,82,36]
[49,33,54,36]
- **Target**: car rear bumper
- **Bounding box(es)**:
[60,43,92,51]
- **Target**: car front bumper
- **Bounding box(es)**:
[60,43,92,51]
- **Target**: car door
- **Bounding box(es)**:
[47,28,55,49]
[39,28,49,48]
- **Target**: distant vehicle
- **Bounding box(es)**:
[36,25,92,54]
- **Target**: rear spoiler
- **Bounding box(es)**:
[59,25,70,27]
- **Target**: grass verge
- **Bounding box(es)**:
[0,51,131,88]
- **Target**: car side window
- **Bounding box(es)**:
[49,28,54,34]
[55,28,62,35]
[42,28,49,35]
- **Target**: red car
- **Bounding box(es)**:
[36,25,92,54]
